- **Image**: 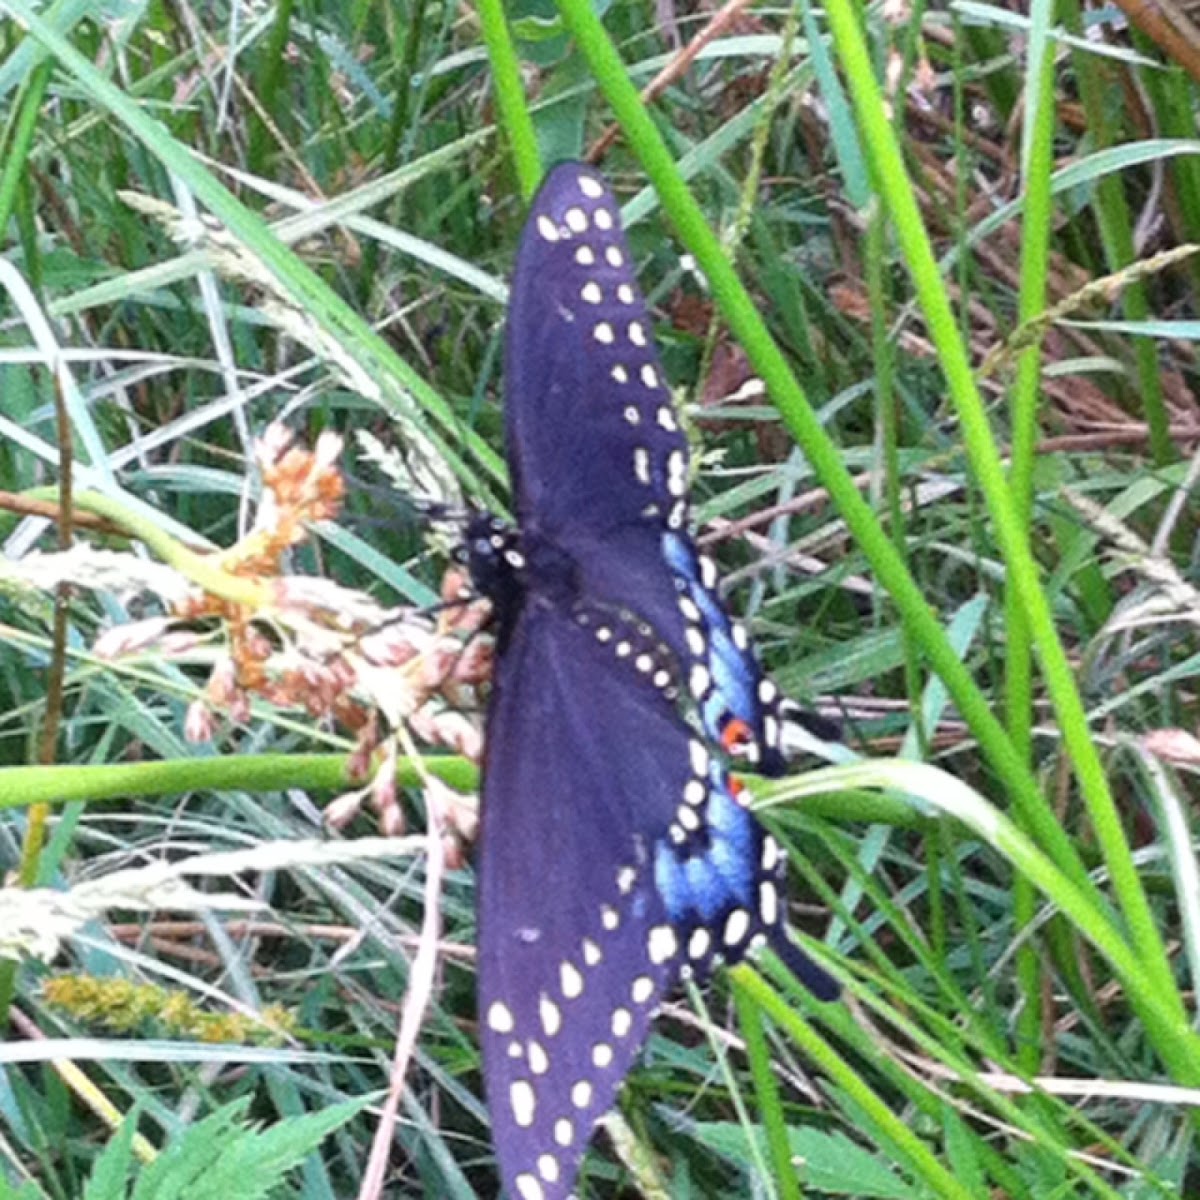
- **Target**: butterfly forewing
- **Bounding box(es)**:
[505,163,803,776]
[477,602,688,1200]
[505,164,690,540]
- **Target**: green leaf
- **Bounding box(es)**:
[82,1108,140,1200]
[693,1121,923,1198]
[106,1096,369,1200]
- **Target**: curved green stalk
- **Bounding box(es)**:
[550,0,1096,906]
[0,754,478,809]
[476,0,542,200]
[820,0,1182,1022]
[731,965,978,1200]
[1008,0,1057,1075]
[731,977,801,1200]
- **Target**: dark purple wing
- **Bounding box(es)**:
[504,162,797,776]
[477,596,833,1200]
[504,162,690,540]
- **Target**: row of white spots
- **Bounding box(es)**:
[574,606,677,696]
[574,243,625,269]
[579,280,636,307]
[591,318,647,347]
[644,906,754,976]
[542,177,696,539]
[612,363,662,391]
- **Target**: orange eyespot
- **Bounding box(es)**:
[720,718,753,753]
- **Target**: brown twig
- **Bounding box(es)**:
[0,490,125,535]
[586,0,759,163]
[1111,0,1200,88]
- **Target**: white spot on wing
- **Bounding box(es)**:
[487,1001,514,1033]
[564,206,588,233]
[510,1080,536,1127]
[536,215,559,242]
[560,961,584,999]
[515,1173,544,1200]
[631,975,655,1004]
[528,1041,549,1075]
[761,836,780,873]
[540,994,562,1036]
[579,175,604,199]
[725,908,751,946]
[759,880,779,925]
[648,924,677,964]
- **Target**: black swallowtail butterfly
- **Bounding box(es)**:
[466,162,839,1200]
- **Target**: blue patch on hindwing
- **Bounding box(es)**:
[661,530,768,753]
[653,767,756,927]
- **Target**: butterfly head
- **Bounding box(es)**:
[462,513,523,592]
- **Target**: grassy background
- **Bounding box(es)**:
[2,0,1200,1196]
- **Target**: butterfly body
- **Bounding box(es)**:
[470,163,837,1200]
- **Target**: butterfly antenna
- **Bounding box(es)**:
[409,496,477,528]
